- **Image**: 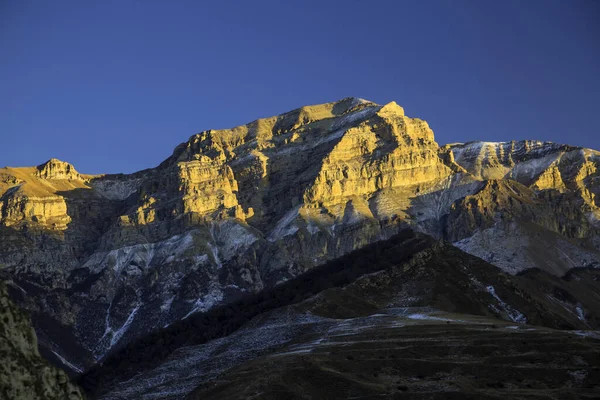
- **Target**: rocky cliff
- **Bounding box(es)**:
[0,97,599,372]
[0,282,84,400]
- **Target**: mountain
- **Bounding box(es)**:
[1,97,599,375]
[0,282,84,400]
[80,231,600,399]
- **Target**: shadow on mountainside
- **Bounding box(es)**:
[79,229,600,398]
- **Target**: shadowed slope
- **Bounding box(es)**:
[80,231,600,399]
[0,282,84,400]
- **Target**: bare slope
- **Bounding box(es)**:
[79,231,600,399]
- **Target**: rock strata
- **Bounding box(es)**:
[0,97,598,373]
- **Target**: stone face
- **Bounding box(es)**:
[0,282,84,400]
[0,160,97,231]
[303,102,451,211]
[35,159,83,180]
[0,97,599,374]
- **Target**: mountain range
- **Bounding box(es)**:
[1,97,599,399]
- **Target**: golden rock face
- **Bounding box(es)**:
[2,195,71,228]
[0,160,92,230]
[302,107,452,225]
[112,98,456,235]
[1,98,598,255]
[35,158,83,180]
[1,98,599,367]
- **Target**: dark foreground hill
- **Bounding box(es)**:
[79,230,600,399]
[189,316,600,400]
[0,282,84,400]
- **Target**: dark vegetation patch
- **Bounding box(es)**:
[188,323,600,400]
[79,229,600,398]
[79,230,434,396]
[67,268,104,295]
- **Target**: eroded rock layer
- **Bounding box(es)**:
[0,97,599,373]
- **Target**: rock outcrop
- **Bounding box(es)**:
[0,97,598,374]
[35,159,83,181]
[0,282,84,400]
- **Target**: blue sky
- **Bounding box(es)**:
[1,0,599,174]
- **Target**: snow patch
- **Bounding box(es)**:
[161,296,175,312]
[449,140,566,183]
[92,178,141,200]
[110,305,140,347]
[82,232,196,275]
[211,221,258,262]
[101,311,328,399]
[485,285,527,323]
[331,106,379,131]
[268,206,301,241]
[572,330,600,339]
[51,350,83,373]
[406,313,472,323]
[509,153,559,182]
[412,175,481,221]
[576,306,586,321]
[183,289,224,320]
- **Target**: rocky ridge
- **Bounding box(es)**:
[0,97,599,373]
[81,231,600,399]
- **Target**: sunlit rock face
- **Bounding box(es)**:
[0,97,599,372]
[440,141,600,275]
[0,160,88,230]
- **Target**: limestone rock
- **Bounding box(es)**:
[35,159,83,180]
[0,97,598,375]
[0,159,96,230]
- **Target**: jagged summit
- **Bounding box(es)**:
[167,97,383,163]
[377,100,405,117]
[158,97,445,235]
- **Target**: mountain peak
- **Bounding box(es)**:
[36,158,82,180]
[1,99,599,383]
[377,101,405,117]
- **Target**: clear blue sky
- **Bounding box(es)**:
[2,0,599,174]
